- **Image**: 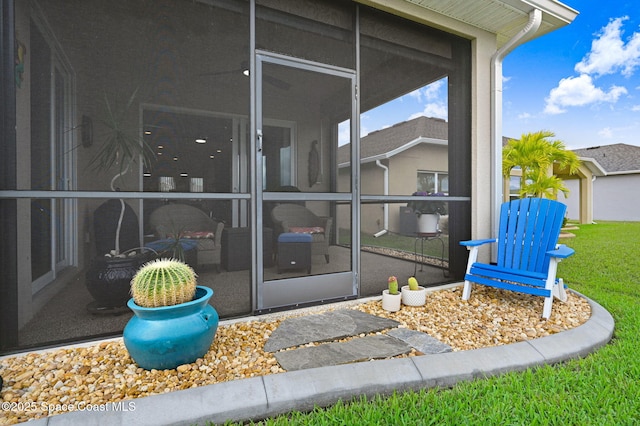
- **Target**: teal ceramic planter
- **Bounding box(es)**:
[123,286,219,370]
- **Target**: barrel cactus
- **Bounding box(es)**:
[130,259,197,308]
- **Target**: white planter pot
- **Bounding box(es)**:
[381,290,401,312]
[401,285,427,306]
[417,213,440,234]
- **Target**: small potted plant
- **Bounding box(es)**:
[408,192,447,234]
[401,276,427,306]
[123,259,219,370]
[382,276,402,312]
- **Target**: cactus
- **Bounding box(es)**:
[131,258,197,308]
[388,276,399,295]
[408,276,419,291]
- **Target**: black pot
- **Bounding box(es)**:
[86,252,156,309]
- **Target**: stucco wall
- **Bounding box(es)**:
[563,175,640,221]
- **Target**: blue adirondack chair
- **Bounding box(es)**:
[460,198,574,319]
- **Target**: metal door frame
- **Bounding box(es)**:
[252,51,358,312]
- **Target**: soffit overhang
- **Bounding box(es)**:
[358,0,579,47]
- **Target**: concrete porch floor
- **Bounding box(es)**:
[17,245,450,348]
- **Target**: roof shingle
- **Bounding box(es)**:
[338,116,447,164]
[573,143,640,174]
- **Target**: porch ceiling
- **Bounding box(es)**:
[367,0,578,46]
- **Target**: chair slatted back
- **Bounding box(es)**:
[496,198,566,274]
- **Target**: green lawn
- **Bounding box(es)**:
[226,222,640,425]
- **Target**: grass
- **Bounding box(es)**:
[224,221,640,425]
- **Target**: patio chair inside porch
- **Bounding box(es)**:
[271,203,332,264]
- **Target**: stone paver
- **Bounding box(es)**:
[274,334,412,371]
[265,309,454,371]
[387,328,452,354]
[263,309,399,352]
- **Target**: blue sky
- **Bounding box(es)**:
[358,1,640,150]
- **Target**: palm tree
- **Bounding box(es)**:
[503,130,581,199]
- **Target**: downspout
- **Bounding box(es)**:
[490,9,542,256]
[374,160,388,237]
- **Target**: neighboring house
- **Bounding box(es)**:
[562,144,640,222]
[338,116,449,235]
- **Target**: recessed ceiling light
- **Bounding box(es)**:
[209,155,215,159]
[158,145,164,149]
[173,157,178,161]
[195,138,206,144]
[180,172,188,177]
[143,172,151,177]
[216,149,222,153]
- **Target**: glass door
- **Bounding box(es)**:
[256,53,357,312]
[30,17,75,294]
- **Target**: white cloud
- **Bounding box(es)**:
[575,16,640,77]
[518,112,532,119]
[598,127,613,139]
[423,80,444,100]
[408,102,448,121]
[407,89,422,102]
[544,74,627,114]
[407,80,444,103]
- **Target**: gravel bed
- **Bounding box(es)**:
[0,285,591,425]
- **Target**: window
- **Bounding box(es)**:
[417,171,448,194]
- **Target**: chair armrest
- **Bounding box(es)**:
[320,217,333,235]
[547,244,575,259]
[460,238,496,247]
[280,220,291,233]
[213,222,224,247]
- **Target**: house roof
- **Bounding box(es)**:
[338,116,448,166]
[573,144,640,175]
[364,0,578,47]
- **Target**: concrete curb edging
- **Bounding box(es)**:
[38,293,614,425]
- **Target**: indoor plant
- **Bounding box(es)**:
[87,88,155,256]
[123,258,219,370]
[382,276,401,312]
[401,276,427,306]
[85,89,157,312]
